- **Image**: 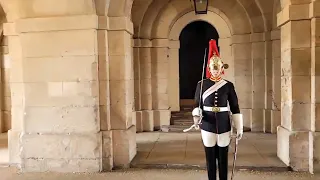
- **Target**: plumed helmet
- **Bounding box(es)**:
[206,39,228,78]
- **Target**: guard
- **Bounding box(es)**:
[191,39,243,180]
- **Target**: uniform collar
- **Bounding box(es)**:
[209,76,222,82]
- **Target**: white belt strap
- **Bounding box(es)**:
[203,106,229,112]
[202,80,227,103]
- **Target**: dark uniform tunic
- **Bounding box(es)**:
[194,79,240,134]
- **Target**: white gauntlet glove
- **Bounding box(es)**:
[192,107,202,130]
[232,114,243,140]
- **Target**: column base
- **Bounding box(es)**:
[20,132,103,172]
[252,108,265,132]
[102,131,113,171]
[277,126,314,173]
[8,130,21,165]
[133,110,171,132]
[313,132,320,173]
[112,125,136,169]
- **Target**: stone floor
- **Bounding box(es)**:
[0,133,9,164]
[0,167,318,180]
[131,132,288,171]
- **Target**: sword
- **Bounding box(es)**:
[183,48,207,133]
[231,135,239,180]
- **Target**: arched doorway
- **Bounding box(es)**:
[179,21,219,105]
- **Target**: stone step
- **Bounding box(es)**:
[174,119,193,123]
[171,116,193,121]
[171,113,192,118]
[174,122,193,126]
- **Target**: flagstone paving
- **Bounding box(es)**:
[131,132,288,171]
[0,167,318,180]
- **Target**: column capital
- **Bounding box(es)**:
[151,39,169,48]
[310,1,320,18]
[108,16,133,35]
[3,23,18,36]
[277,4,310,27]
[132,39,152,48]
[231,33,270,45]
[13,15,109,33]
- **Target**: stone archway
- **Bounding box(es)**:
[178,21,219,101]
[168,10,233,111]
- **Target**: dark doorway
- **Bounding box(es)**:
[179,21,219,100]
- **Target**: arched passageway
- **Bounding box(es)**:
[179,21,219,100]
[0,0,319,174]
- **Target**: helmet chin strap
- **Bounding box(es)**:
[209,66,224,82]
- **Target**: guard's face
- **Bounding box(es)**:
[209,59,223,77]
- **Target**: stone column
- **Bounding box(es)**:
[132,39,154,132]
[271,29,281,133]
[132,39,142,132]
[3,22,22,165]
[5,15,104,172]
[108,17,136,168]
[265,32,274,133]
[132,39,171,132]
[277,3,314,172]
[151,39,170,129]
[311,0,320,172]
[168,40,180,112]
[231,35,253,130]
[251,33,268,132]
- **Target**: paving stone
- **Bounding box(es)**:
[132,132,288,171]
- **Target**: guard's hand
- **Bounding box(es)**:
[236,131,243,140]
[193,116,201,130]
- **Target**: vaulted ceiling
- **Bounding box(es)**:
[127,0,281,38]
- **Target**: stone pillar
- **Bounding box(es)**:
[231,35,252,130]
[133,40,141,112]
[97,17,113,171]
[151,39,170,129]
[5,15,105,172]
[4,22,23,165]
[131,39,171,132]
[265,32,274,133]
[271,29,281,133]
[108,17,136,168]
[277,3,314,172]
[251,33,267,132]
[132,39,154,132]
[310,0,320,172]
[168,40,180,112]
[132,39,142,132]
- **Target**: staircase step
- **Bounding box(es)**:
[174,122,193,126]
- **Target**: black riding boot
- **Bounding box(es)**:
[217,145,229,180]
[204,146,217,180]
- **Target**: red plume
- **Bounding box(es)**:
[206,40,220,78]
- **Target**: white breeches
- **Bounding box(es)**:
[201,130,231,147]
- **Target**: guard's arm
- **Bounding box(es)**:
[228,83,243,139]
[192,82,203,128]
